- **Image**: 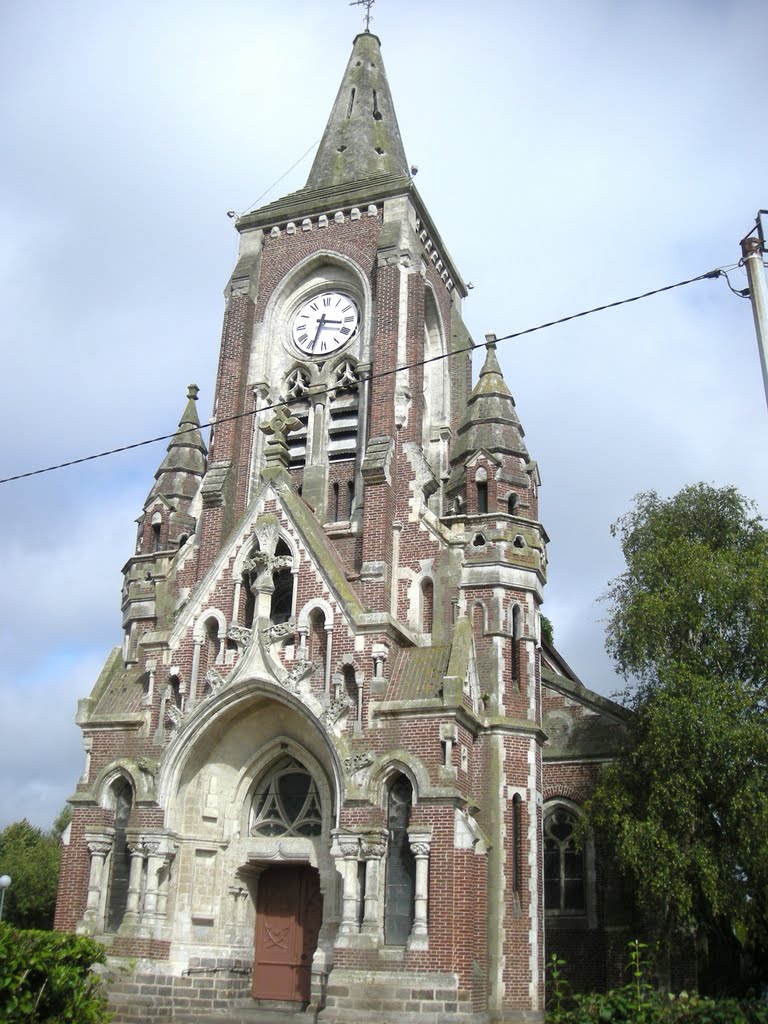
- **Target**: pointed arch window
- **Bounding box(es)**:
[106,778,133,932]
[328,361,359,462]
[544,805,585,915]
[271,539,294,624]
[284,369,311,467]
[249,756,322,837]
[384,775,416,945]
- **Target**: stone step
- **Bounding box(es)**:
[172,1001,311,1024]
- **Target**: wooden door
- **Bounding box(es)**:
[252,865,322,1002]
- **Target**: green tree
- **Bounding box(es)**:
[0,815,65,930]
[587,485,768,980]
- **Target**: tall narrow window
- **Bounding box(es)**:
[106,779,133,932]
[284,369,311,469]
[511,605,522,684]
[328,361,359,464]
[511,793,522,898]
[270,539,294,624]
[477,481,488,514]
[384,775,416,945]
[544,806,585,914]
[308,608,327,671]
[421,579,434,635]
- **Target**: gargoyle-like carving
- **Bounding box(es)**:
[283,659,316,690]
[324,695,354,726]
[243,552,269,576]
[204,667,225,694]
[342,753,373,775]
[260,618,295,644]
[166,703,183,729]
[137,758,158,780]
[227,624,253,649]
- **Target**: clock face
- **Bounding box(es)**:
[292,291,359,357]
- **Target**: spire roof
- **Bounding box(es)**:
[305,33,409,190]
[145,385,207,509]
[449,337,529,474]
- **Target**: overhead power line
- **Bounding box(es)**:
[0,266,728,487]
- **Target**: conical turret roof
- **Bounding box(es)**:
[145,385,207,509]
[449,339,529,473]
[306,33,409,190]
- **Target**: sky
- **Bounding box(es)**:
[1,0,767,831]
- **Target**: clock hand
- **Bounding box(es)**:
[311,314,328,347]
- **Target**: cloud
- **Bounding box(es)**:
[0,0,767,832]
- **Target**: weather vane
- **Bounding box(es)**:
[350,0,375,32]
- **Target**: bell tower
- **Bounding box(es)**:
[57,29,549,1024]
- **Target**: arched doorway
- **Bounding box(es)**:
[252,864,322,1002]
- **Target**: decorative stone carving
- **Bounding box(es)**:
[227,624,253,649]
[283,659,316,690]
[165,702,183,729]
[323,694,354,726]
[260,618,295,644]
[137,757,158,779]
[343,753,373,775]
[204,667,225,694]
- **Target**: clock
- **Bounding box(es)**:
[291,291,359,356]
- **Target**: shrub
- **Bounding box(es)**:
[547,941,768,1024]
[0,923,111,1023]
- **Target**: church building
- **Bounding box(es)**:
[55,28,630,1024]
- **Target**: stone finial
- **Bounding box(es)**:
[187,384,199,402]
[259,408,301,469]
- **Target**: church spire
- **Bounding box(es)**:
[305,32,409,190]
[447,337,529,499]
[145,384,207,511]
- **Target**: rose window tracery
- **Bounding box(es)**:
[249,756,322,837]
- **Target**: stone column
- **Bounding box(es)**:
[361,832,387,936]
[123,842,146,923]
[83,835,113,929]
[333,832,360,936]
[324,625,333,699]
[189,637,204,708]
[407,829,432,949]
[141,844,163,918]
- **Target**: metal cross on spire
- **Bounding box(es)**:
[349,0,375,32]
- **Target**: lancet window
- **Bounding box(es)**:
[384,775,416,945]
[327,360,360,463]
[284,368,311,468]
[543,805,585,914]
[105,778,133,932]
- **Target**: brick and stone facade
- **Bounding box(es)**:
[56,29,631,1023]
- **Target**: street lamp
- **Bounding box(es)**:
[0,875,11,923]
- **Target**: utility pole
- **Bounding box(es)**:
[740,211,768,412]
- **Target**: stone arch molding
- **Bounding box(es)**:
[231,518,300,581]
[156,677,346,834]
[368,750,433,809]
[230,735,335,845]
[193,607,227,643]
[93,761,141,808]
[297,597,335,632]
[252,250,374,386]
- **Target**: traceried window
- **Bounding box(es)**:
[249,756,322,837]
[328,360,359,462]
[544,805,585,914]
[284,368,311,467]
